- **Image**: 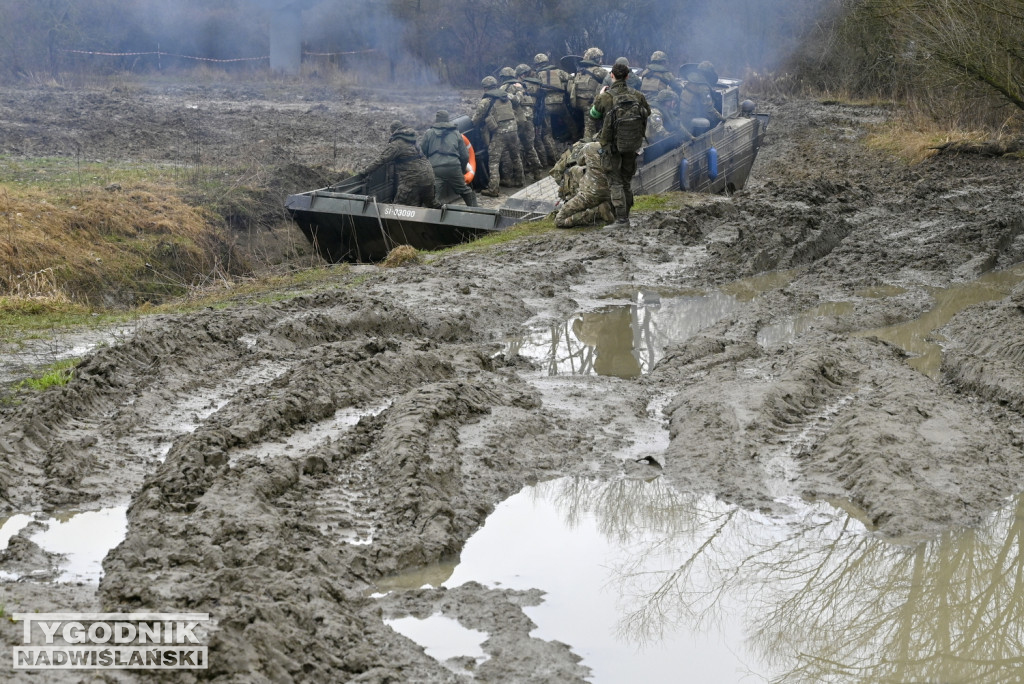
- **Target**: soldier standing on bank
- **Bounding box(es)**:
[569,47,608,141]
[358,119,437,207]
[533,52,573,159]
[472,75,523,197]
[516,63,551,168]
[590,62,651,229]
[499,67,540,183]
[420,109,477,207]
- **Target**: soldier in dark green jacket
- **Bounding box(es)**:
[359,119,437,207]
[420,110,477,206]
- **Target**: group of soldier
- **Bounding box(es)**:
[359,48,726,231]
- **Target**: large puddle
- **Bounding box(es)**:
[509,270,801,378]
[0,506,128,583]
[382,477,1024,683]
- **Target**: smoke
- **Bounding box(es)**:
[0,0,832,84]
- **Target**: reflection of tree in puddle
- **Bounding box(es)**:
[509,291,743,378]
[543,477,1024,682]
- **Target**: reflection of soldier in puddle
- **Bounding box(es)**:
[571,307,641,378]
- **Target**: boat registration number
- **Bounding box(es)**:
[383,205,418,218]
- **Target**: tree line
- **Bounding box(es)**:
[1,0,1022,129]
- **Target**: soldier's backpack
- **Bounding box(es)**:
[609,90,647,153]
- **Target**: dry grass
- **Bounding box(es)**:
[866,117,994,164]
[381,245,421,268]
[0,181,245,305]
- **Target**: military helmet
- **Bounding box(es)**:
[515,63,531,77]
[650,50,668,63]
[481,75,498,88]
[654,89,678,104]
[614,56,630,67]
[583,47,604,62]
[498,66,516,81]
[533,53,549,66]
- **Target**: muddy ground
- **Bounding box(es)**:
[1,78,1024,682]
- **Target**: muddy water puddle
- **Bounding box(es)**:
[857,263,1024,378]
[382,478,1024,683]
[756,264,1024,378]
[510,270,801,378]
[0,506,128,583]
[385,614,489,675]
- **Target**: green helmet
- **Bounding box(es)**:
[533,53,549,66]
[583,47,604,63]
[481,75,498,88]
[498,66,516,81]
[650,50,668,63]
[614,56,630,67]
[515,63,531,77]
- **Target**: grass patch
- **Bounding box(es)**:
[632,194,673,211]
[431,216,558,258]
[0,296,131,344]
[867,118,993,164]
[14,358,79,392]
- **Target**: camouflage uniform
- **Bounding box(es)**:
[515,64,551,169]
[420,110,477,206]
[472,76,523,196]
[678,81,724,134]
[533,53,573,162]
[555,142,614,228]
[679,61,725,133]
[361,120,437,207]
[591,75,651,226]
[549,139,588,200]
[569,48,608,141]
[500,67,541,181]
[645,90,687,143]
[639,51,682,97]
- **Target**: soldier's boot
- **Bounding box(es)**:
[604,206,630,230]
[481,187,500,198]
[598,202,615,224]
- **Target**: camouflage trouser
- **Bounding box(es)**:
[488,125,523,192]
[517,120,543,177]
[555,188,613,228]
[582,111,601,141]
[601,148,638,220]
[536,115,559,168]
[395,177,437,208]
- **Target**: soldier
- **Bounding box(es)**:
[515,63,551,168]
[555,141,615,228]
[601,57,642,90]
[569,47,608,141]
[499,66,541,182]
[639,51,682,97]
[550,139,588,200]
[646,89,688,144]
[419,109,477,207]
[533,52,573,159]
[590,61,651,229]
[358,119,437,207]
[472,75,523,196]
[678,61,725,135]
